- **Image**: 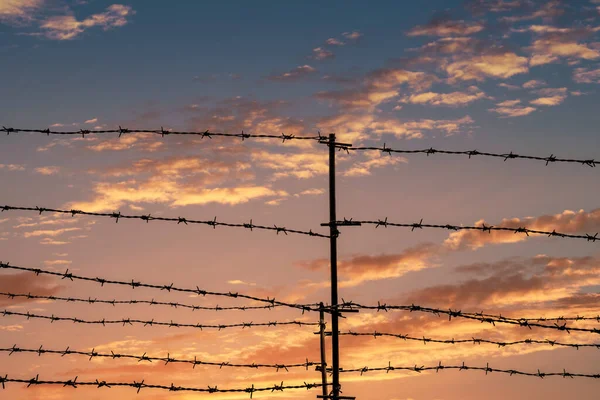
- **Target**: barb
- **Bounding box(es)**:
[335,331,600,350]
[0,310,319,331]
[347,145,598,168]
[339,218,598,243]
[0,126,324,143]
[0,205,328,239]
[0,374,324,395]
[0,262,319,313]
[0,345,318,371]
[334,302,600,335]
[0,292,288,312]
[333,362,600,379]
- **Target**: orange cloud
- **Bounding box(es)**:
[267,65,317,81]
[40,4,135,40]
[407,19,484,36]
[400,87,489,107]
[0,272,62,307]
[529,38,600,66]
[34,166,60,175]
[489,99,536,117]
[444,208,600,251]
[446,51,529,82]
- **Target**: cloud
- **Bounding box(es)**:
[499,0,564,23]
[40,4,135,40]
[342,31,363,40]
[294,188,325,197]
[465,0,525,14]
[0,0,43,24]
[0,163,25,171]
[227,280,256,286]
[343,153,408,177]
[530,95,565,106]
[522,79,546,88]
[529,38,600,66]
[250,151,328,179]
[444,208,600,251]
[529,87,567,105]
[406,255,600,309]
[407,19,484,37]
[498,82,520,90]
[312,47,334,60]
[267,65,317,81]
[34,166,60,175]
[297,243,439,286]
[84,118,98,124]
[326,38,345,46]
[87,133,163,152]
[23,227,81,238]
[0,272,62,307]
[446,51,529,82]
[573,67,600,83]
[399,87,489,107]
[315,68,435,110]
[489,99,536,117]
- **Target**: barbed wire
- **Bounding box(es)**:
[0,205,329,239]
[0,374,324,396]
[0,292,286,312]
[330,362,600,379]
[0,262,320,313]
[0,345,317,372]
[0,126,325,143]
[334,331,600,350]
[334,302,600,335]
[347,301,600,323]
[345,144,598,167]
[0,310,319,331]
[336,218,599,242]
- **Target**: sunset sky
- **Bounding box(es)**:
[1,0,600,399]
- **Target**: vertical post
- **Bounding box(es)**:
[319,302,328,398]
[328,133,340,399]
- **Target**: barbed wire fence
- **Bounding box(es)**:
[1,126,599,399]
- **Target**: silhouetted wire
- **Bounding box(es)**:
[345,143,597,167]
[328,361,600,379]
[0,262,321,313]
[349,301,600,323]
[333,302,600,335]
[1,345,317,371]
[0,292,287,312]
[0,205,329,238]
[334,331,600,350]
[0,374,324,396]
[336,218,599,242]
[0,309,319,330]
[0,126,324,142]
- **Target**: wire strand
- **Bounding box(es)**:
[0,292,288,312]
[0,345,317,372]
[346,144,597,167]
[0,374,324,395]
[0,205,329,238]
[0,262,320,313]
[337,218,598,242]
[0,309,319,331]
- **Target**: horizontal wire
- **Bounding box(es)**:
[348,301,600,323]
[3,126,597,168]
[0,345,317,371]
[0,126,324,142]
[337,218,599,242]
[335,331,600,350]
[0,309,319,330]
[0,292,286,312]
[0,374,324,396]
[332,361,600,379]
[346,144,598,167]
[0,262,320,313]
[1,205,329,238]
[334,302,600,335]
